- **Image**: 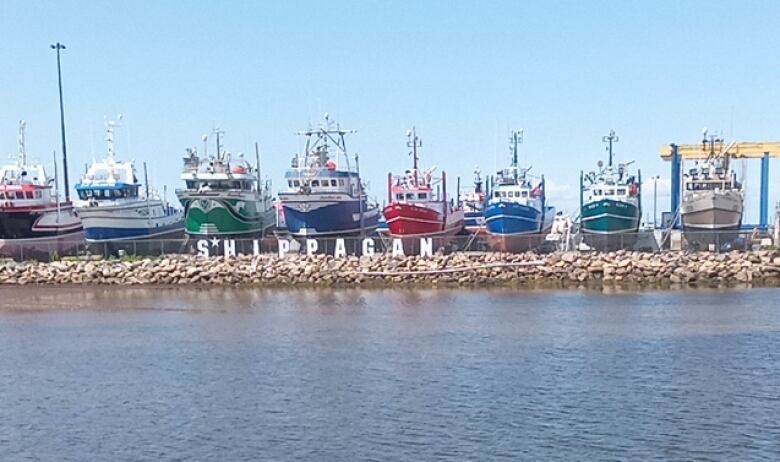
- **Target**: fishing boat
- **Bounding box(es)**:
[76,117,183,243]
[0,121,82,259]
[680,130,743,248]
[278,115,379,237]
[383,128,464,247]
[484,130,555,252]
[460,167,486,234]
[580,130,641,250]
[176,130,275,238]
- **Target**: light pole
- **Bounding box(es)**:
[51,42,69,202]
[651,175,660,228]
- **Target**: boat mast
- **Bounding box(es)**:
[18,120,27,166]
[214,128,224,160]
[407,127,421,183]
[702,128,726,170]
[105,118,117,162]
[510,129,523,182]
[255,142,261,193]
[602,129,619,167]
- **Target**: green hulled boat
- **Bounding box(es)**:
[579,130,641,250]
[176,131,276,238]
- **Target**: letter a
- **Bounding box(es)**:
[334,238,347,258]
[392,238,405,257]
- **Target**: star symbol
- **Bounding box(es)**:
[210,237,221,248]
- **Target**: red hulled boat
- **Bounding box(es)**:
[0,121,82,259]
[382,128,463,245]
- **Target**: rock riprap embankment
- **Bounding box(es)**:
[1,251,780,288]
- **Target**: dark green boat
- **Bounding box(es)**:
[176,131,276,238]
[579,130,641,250]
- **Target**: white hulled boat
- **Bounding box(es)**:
[76,117,183,242]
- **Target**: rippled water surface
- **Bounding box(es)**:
[2,287,780,461]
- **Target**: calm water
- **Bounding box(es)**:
[1,287,780,461]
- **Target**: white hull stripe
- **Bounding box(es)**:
[581,212,638,222]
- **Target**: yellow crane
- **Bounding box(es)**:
[660,142,780,160]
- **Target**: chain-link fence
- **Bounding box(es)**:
[0,229,770,262]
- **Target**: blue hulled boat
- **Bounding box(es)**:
[278,115,379,237]
[484,130,554,252]
[75,117,184,243]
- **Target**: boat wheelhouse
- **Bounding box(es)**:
[580,130,641,249]
[383,128,464,241]
[278,115,379,237]
[76,117,183,242]
[176,130,275,237]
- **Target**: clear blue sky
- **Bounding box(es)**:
[2,0,779,222]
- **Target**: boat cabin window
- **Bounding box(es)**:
[25,191,34,199]
[311,180,320,187]
[617,188,626,195]
[405,193,414,200]
[186,180,197,189]
[330,180,338,187]
[15,191,24,199]
[78,186,139,200]
[0,192,4,199]
[494,192,500,198]
[521,191,529,198]
[396,193,404,201]
[293,180,300,187]
[418,193,428,200]
[605,189,615,195]
[288,180,293,188]
[338,179,345,186]
[35,191,43,199]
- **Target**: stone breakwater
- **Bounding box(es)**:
[2,250,780,288]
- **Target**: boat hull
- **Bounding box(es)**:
[484,202,554,252]
[178,192,276,238]
[0,204,82,240]
[77,201,184,242]
[281,195,380,237]
[383,203,464,253]
[581,198,640,250]
[681,190,743,247]
[383,203,463,237]
[463,211,486,234]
